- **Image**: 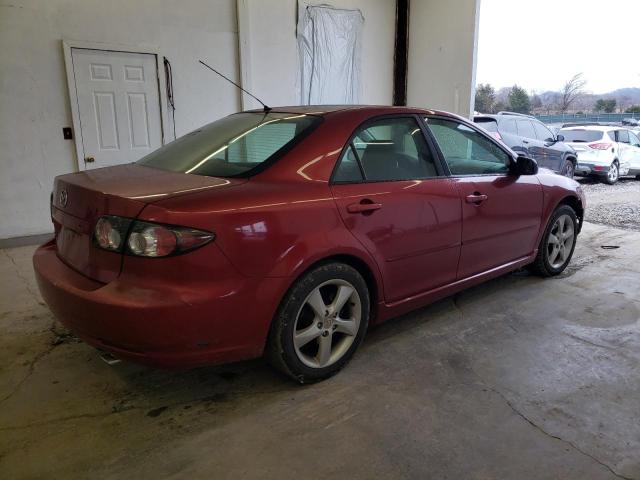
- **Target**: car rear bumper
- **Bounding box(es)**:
[575,162,610,177]
[33,240,286,368]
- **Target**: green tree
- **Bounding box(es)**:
[594,99,616,113]
[625,105,640,113]
[508,85,531,114]
[474,84,495,113]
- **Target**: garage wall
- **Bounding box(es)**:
[0,0,240,239]
[240,0,395,109]
[407,0,480,118]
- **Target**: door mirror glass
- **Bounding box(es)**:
[556,134,565,142]
[513,155,538,175]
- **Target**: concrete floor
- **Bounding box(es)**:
[1,222,639,479]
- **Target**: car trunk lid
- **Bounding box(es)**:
[51,164,245,283]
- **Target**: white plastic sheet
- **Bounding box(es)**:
[297,2,364,105]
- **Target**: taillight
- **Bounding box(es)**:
[588,143,612,150]
[93,216,214,257]
[94,216,132,252]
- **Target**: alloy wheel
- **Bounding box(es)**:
[293,280,362,369]
[546,214,575,269]
[608,163,619,183]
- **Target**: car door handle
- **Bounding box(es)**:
[465,193,488,204]
[346,200,382,214]
[522,140,529,144]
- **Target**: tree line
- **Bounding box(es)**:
[475,73,640,115]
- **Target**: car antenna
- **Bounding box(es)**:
[199,60,271,113]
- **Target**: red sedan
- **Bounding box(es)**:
[34,106,585,382]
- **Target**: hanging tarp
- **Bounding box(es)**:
[297,2,364,105]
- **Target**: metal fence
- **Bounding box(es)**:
[535,113,640,125]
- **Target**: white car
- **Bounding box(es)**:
[558,126,640,184]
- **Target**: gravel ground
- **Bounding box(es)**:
[576,176,640,231]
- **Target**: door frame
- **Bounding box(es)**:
[62,39,170,171]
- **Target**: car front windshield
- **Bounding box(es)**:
[137,112,321,177]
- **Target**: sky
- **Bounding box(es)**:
[476,0,640,94]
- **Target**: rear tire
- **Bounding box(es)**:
[266,262,370,383]
[529,205,578,277]
[561,159,575,179]
[604,161,619,185]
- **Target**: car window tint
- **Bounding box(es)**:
[474,118,498,132]
[426,118,511,175]
[335,117,439,182]
[138,112,320,177]
[607,130,617,141]
[516,120,535,139]
[533,122,554,141]
[501,119,517,134]
[629,131,640,147]
[333,145,364,182]
[618,130,630,144]
[559,129,603,142]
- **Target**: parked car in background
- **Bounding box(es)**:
[622,118,639,126]
[33,106,585,383]
[559,126,640,184]
[474,112,577,178]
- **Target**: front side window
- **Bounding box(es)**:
[533,122,554,142]
[138,112,321,177]
[629,131,640,147]
[333,117,439,182]
[426,118,511,176]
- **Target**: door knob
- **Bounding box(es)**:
[85,156,95,163]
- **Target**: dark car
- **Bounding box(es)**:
[474,112,577,178]
[34,106,585,383]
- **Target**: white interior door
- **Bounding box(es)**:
[71,48,163,170]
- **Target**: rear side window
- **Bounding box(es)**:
[533,122,554,141]
[427,118,511,175]
[333,117,439,182]
[501,119,517,134]
[516,120,535,139]
[474,118,498,132]
[618,130,630,144]
[138,112,321,177]
[558,129,603,142]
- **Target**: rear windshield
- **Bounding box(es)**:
[559,129,603,142]
[138,112,321,177]
[474,118,498,132]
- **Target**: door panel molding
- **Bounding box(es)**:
[62,39,169,171]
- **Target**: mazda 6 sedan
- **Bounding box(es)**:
[34,106,585,383]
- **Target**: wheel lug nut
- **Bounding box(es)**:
[322,331,329,337]
[317,322,323,329]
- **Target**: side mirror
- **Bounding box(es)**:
[512,155,538,175]
[556,134,565,142]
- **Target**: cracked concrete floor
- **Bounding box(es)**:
[1,222,639,480]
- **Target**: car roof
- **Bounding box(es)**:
[245,105,463,119]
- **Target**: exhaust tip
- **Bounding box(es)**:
[97,349,122,366]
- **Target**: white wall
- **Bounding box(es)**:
[407,0,480,118]
[0,0,477,240]
[240,0,395,109]
[0,0,240,239]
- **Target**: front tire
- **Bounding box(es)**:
[529,205,578,277]
[267,262,370,383]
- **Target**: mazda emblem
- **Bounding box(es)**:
[59,189,68,208]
